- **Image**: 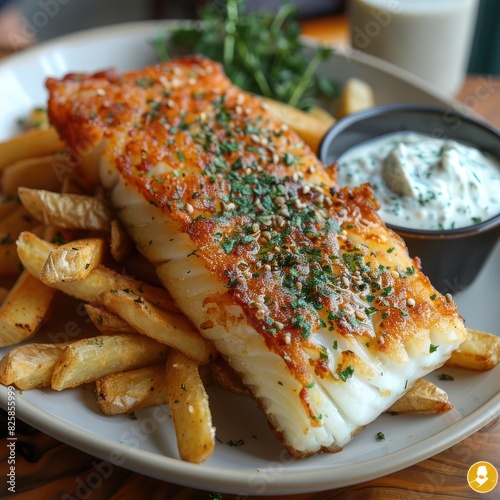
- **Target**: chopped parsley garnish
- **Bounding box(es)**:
[226,439,245,447]
[429,344,439,353]
[405,266,415,276]
[283,152,297,166]
[438,373,454,381]
[376,431,385,441]
[338,365,354,382]
[221,236,240,254]
[292,316,312,339]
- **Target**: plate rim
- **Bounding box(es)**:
[0,20,498,495]
[1,385,499,494]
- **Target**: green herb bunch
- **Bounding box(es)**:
[155,0,337,109]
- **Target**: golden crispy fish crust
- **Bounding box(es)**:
[47,56,466,457]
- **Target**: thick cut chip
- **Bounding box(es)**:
[0,342,70,390]
[0,243,21,277]
[387,378,452,414]
[17,231,178,312]
[0,127,64,171]
[0,196,21,221]
[0,270,57,347]
[165,349,215,464]
[95,363,166,415]
[84,303,136,335]
[446,328,500,371]
[18,188,113,231]
[0,204,37,237]
[336,77,375,119]
[2,155,62,196]
[257,96,335,153]
[51,333,168,390]
[110,219,133,262]
[47,57,467,458]
[40,237,106,284]
[100,289,217,365]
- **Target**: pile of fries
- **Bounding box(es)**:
[0,101,499,465]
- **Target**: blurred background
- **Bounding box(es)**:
[0,0,498,76]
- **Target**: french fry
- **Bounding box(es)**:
[257,96,335,152]
[0,196,19,221]
[0,204,38,237]
[51,333,169,391]
[40,238,106,284]
[166,349,215,463]
[445,328,500,371]
[110,219,133,263]
[100,289,217,365]
[336,77,375,119]
[18,188,113,231]
[308,105,336,127]
[16,231,178,312]
[0,243,21,277]
[387,379,452,414]
[0,270,57,347]
[84,303,136,335]
[0,342,70,390]
[0,202,38,276]
[95,363,167,415]
[2,155,63,196]
[0,127,64,171]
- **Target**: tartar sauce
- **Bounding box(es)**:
[337,132,500,230]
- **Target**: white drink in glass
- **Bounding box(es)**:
[349,0,480,95]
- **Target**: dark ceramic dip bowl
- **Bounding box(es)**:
[318,104,500,294]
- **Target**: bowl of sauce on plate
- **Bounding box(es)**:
[319,105,500,293]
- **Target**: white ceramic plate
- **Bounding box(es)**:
[0,22,498,496]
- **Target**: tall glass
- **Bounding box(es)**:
[349,0,480,95]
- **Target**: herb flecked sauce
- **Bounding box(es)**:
[337,132,500,230]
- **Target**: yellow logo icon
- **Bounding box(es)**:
[467,461,498,494]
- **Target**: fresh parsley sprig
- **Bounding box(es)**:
[154,0,338,109]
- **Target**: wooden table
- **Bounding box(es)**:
[1,17,499,499]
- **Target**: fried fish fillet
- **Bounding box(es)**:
[46,57,467,458]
